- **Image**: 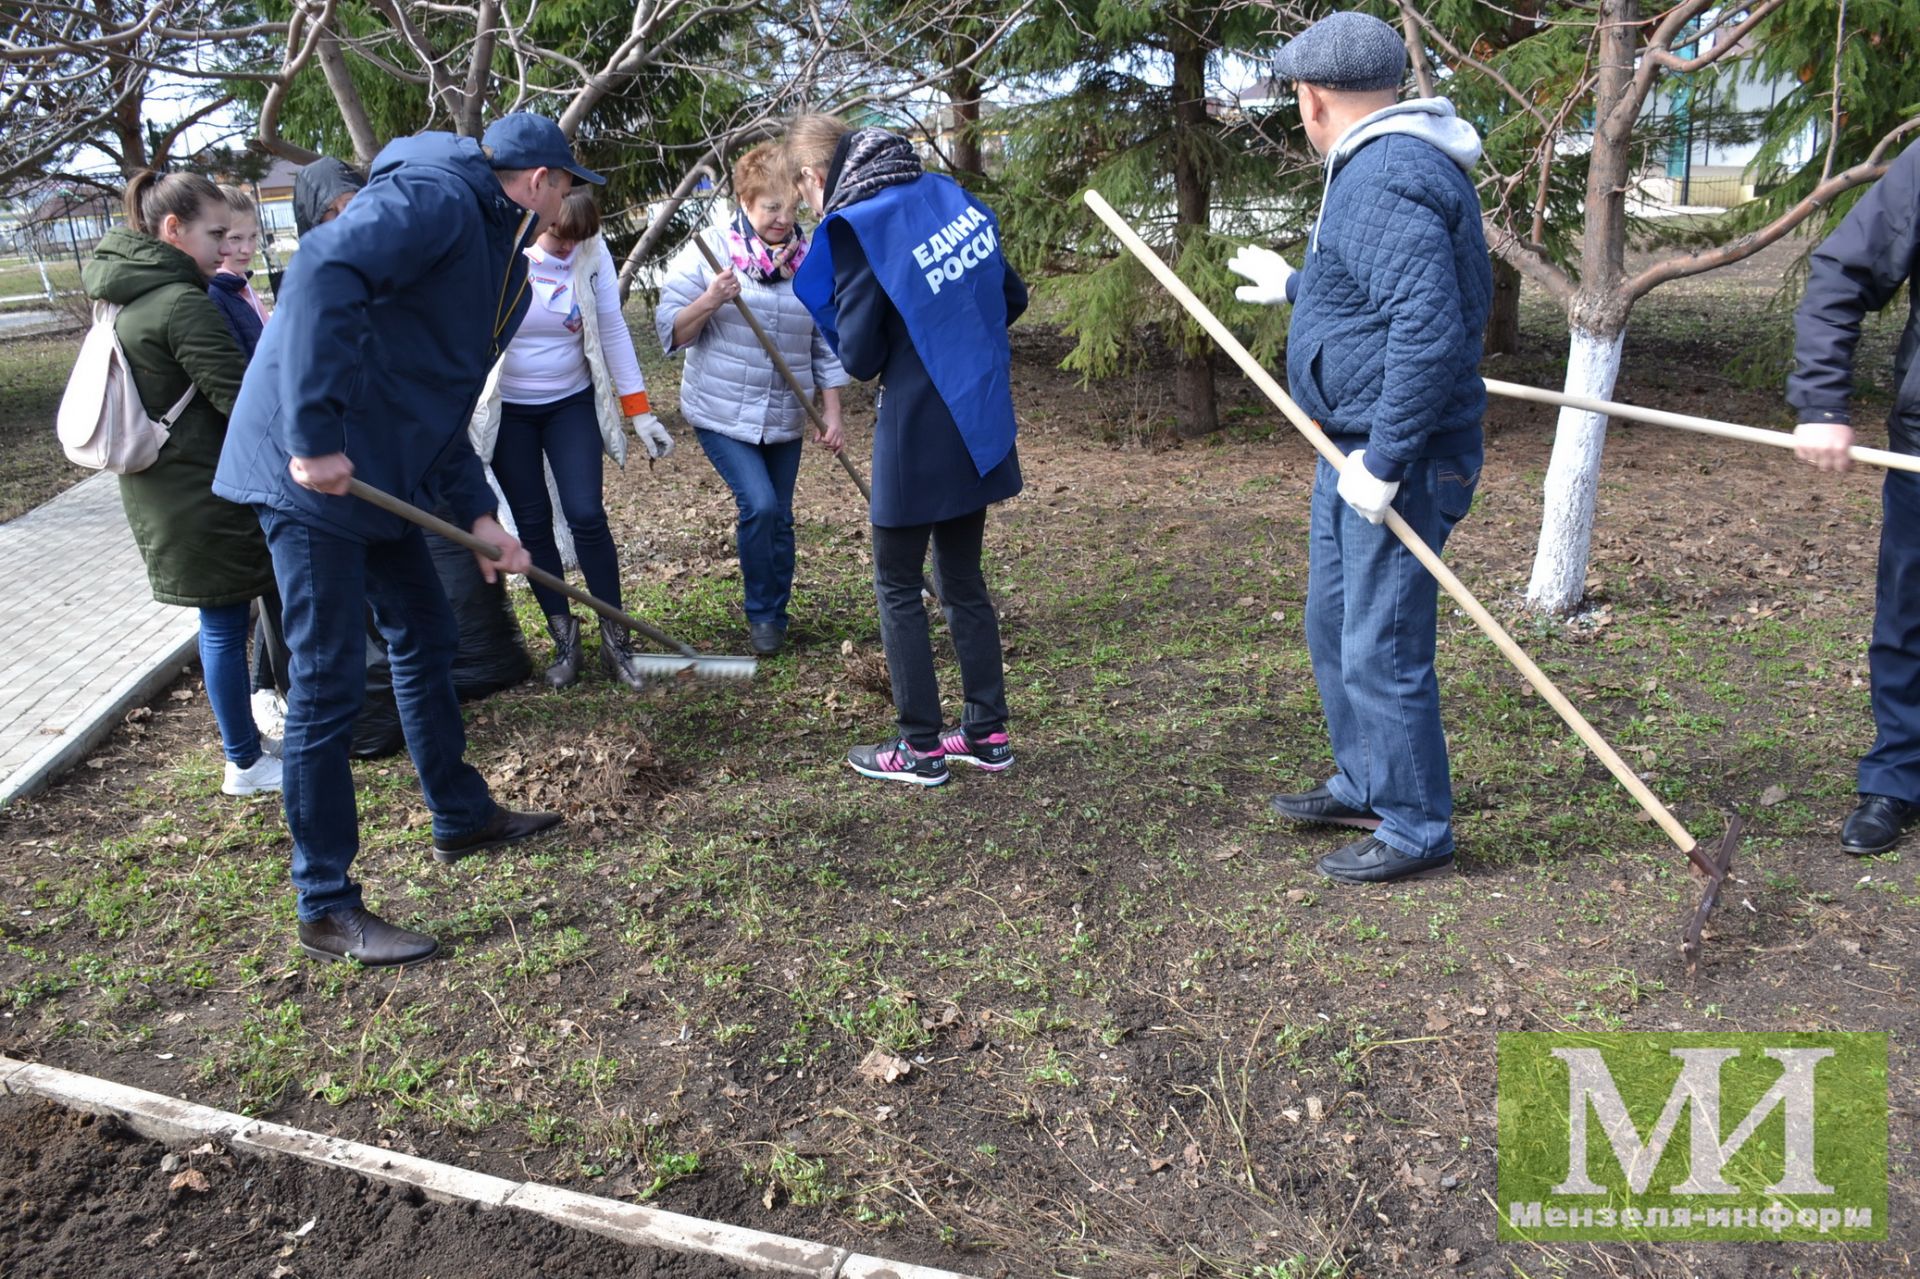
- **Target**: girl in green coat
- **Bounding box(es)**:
[81,171,282,797]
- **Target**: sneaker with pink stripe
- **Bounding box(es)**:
[846,736,949,786]
[939,725,1013,771]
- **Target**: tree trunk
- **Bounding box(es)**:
[1485,256,1521,354]
[318,31,381,166]
[1169,27,1218,438]
[949,92,982,179]
[1525,0,1638,613]
[1524,324,1626,613]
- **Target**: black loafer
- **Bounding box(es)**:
[432,806,563,864]
[298,905,440,967]
[1316,835,1453,884]
[748,622,785,656]
[1270,781,1382,829]
[1840,795,1920,856]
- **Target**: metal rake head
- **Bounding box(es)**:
[1681,814,1742,970]
[629,653,758,682]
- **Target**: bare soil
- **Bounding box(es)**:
[0,1095,730,1277]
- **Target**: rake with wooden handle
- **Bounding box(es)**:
[348,479,756,682]
[688,233,872,503]
[1484,378,1920,474]
[1082,189,1739,965]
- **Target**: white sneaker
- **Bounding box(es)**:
[223,753,284,797]
[252,689,287,740]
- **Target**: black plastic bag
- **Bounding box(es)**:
[426,523,532,700]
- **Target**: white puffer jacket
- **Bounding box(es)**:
[654,226,848,445]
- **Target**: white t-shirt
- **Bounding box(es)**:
[498,243,647,407]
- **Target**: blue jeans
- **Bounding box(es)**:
[1305,450,1481,859]
[1861,425,1920,800]
[260,510,497,921]
[696,429,803,627]
[198,603,260,765]
[492,389,623,617]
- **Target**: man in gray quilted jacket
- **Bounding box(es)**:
[1231,10,1493,884]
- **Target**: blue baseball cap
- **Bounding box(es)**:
[481,113,605,185]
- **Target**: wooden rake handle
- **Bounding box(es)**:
[1483,378,1920,475]
[689,233,872,503]
[1082,189,1712,868]
[346,478,700,659]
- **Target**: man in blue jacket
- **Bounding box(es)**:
[1788,142,1920,856]
[216,114,598,966]
[1231,11,1492,884]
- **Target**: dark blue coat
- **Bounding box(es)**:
[1285,121,1491,480]
[827,218,1026,527]
[207,272,262,360]
[1789,142,1920,436]
[214,133,534,542]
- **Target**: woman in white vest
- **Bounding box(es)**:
[655,142,850,656]
[471,188,674,689]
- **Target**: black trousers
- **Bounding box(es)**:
[871,508,1009,751]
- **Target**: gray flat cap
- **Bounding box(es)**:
[1272,11,1407,92]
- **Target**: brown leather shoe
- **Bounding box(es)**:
[298,906,440,967]
[431,806,563,864]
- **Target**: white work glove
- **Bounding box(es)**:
[1337,449,1399,525]
[1227,244,1295,306]
[632,412,675,460]
[1793,421,1854,472]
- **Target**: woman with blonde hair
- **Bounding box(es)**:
[82,171,281,796]
[786,114,1027,786]
[471,185,673,689]
[655,140,849,656]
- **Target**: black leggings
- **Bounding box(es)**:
[870,508,1008,751]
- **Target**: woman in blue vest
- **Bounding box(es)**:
[788,115,1026,786]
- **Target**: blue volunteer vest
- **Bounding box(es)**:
[793,175,1015,478]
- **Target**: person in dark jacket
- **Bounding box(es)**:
[207,184,267,359]
[789,116,1025,786]
[1788,142,1920,856]
[213,115,593,968]
[1230,11,1492,884]
[293,158,364,237]
[82,171,281,798]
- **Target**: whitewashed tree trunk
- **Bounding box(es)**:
[1525,325,1626,613]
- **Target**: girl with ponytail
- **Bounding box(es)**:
[82,171,282,797]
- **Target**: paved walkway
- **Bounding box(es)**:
[0,472,199,807]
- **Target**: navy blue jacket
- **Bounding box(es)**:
[1285,105,1492,481]
[207,272,262,360]
[1789,142,1920,438]
[214,133,533,542]
[827,219,1026,527]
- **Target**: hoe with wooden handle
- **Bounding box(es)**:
[1483,377,1920,475]
[348,479,756,682]
[1082,189,1739,966]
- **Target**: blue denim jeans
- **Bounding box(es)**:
[492,388,623,617]
[695,428,803,627]
[1305,450,1481,859]
[198,602,260,765]
[260,509,497,921]
[1861,425,1920,800]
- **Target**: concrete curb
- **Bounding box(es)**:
[0,638,195,809]
[1,1056,979,1279]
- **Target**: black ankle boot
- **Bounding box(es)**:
[599,619,648,690]
[544,614,581,688]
